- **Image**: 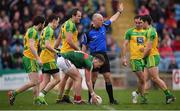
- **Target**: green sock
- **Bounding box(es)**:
[13,90,18,97]
[64,89,70,96]
[140,95,148,103]
[164,89,172,97]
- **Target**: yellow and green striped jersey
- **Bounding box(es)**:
[23,26,39,59]
[40,25,56,63]
[145,26,159,56]
[60,19,78,53]
[125,27,146,59]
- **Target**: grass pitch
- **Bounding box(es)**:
[0,89,179,110]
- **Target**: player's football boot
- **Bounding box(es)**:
[56,95,73,104]
[33,98,42,105]
[110,99,119,105]
[62,95,73,103]
[166,95,176,104]
[36,96,48,105]
[8,91,16,105]
[132,91,139,104]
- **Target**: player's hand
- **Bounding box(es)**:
[118,3,124,13]
[37,57,42,66]
[122,57,127,67]
[139,47,144,52]
[91,94,98,104]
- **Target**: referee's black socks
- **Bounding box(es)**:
[105,82,114,102]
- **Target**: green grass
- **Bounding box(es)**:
[0,89,180,110]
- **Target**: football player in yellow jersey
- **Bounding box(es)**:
[54,8,83,104]
[141,15,175,104]
[8,16,45,105]
[122,15,147,104]
[36,14,61,105]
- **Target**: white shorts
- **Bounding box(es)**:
[57,57,76,74]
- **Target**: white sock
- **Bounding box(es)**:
[39,92,45,97]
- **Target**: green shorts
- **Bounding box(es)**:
[144,55,160,68]
[42,61,59,74]
[22,56,39,73]
[130,59,145,72]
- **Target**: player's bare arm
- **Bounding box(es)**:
[66,32,80,51]
[29,38,42,66]
[45,40,59,53]
[122,40,129,66]
[54,32,62,49]
[85,69,98,103]
[143,41,152,58]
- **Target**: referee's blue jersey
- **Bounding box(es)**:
[81,20,112,54]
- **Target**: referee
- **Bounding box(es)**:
[82,3,123,104]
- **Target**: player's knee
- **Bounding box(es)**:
[92,76,97,82]
[42,79,50,85]
[77,76,82,81]
[151,77,160,83]
[104,76,111,82]
[75,75,81,82]
[30,80,40,87]
[139,78,145,85]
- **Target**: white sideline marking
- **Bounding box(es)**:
[101,105,116,111]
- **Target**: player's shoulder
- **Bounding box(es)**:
[45,26,53,32]
[126,27,135,33]
[147,26,157,34]
[64,19,76,30]
[26,26,38,36]
[27,26,35,32]
[148,26,156,31]
[65,19,74,26]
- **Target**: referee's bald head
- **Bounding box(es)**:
[92,13,103,20]
[92,13,104,28]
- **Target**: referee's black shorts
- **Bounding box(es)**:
[91,52,110,74]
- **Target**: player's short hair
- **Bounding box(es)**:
[47,14,59,23]
[141,15,152,25]
[70,8,80,17]
[33,15,45,26]
[134,15,141,20]
[94,54,105,64]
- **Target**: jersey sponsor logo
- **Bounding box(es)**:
[137,37,144,44]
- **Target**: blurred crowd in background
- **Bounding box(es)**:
[0,0,179,73]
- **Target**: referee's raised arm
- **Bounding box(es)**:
[109,3,124,23]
